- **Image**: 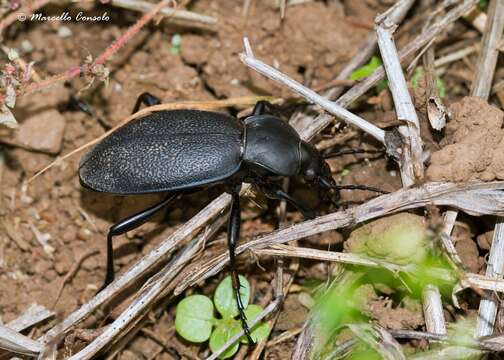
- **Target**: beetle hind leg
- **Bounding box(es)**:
[228,190,255,344]
[100,193,179,291]
[132,92,162,113]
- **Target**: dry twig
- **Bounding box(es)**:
[175,181,504,293]
[240,38,386,144]
[110,0,217,26]
[470,0,504,339]
[53,249,100,308]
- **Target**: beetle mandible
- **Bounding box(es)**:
[79,93,383,341]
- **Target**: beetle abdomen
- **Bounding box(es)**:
[79,110,243,194]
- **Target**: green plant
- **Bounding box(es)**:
[309,214,457,358]
[175,275,270,359]
[411,67,446,98]
[350,56,388,94]
[170,34,182,54]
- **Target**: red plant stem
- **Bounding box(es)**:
[0,0,174,104]
[94,0,173,65]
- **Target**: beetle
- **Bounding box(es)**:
[79,93,385,341]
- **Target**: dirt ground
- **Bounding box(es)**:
[0,0,503,359]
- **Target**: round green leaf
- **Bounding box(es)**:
[241,304,271,344]
[175,295,214,343]
[209,321,241,359]
[214,275,250,319]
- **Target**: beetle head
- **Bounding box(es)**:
[299,141,335,189]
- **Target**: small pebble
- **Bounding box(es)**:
[57,26,73,38]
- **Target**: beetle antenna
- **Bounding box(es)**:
[332,184,389,194]
[322,148,384,159]
[318,177,389,195]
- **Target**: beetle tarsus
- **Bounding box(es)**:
[252,100,269,116]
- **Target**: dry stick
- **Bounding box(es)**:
[253,244,504,292]
[65,216,225,360]
[110,0,217,26]
[422,29,449,130]
[422,285,447,335]
[471,0,504,339]
[39,194,230,347]
[0,324,41,357]
[255,245,455,282]
[376,22,423,186]
[376,6,446,339]
[298,0,478,154]
[240,39,386,144]
[175,181,504,294]
[470,0,504,98]
[440,210,463,267]
[323,0,416,101]
[434,43,480,68]
[101,215,227,360]
[53,249,100,308]
[336,0,478,109]
[0,304,54,359]
[6,304,55,333]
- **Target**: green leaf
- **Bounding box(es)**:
[479,0,488,9]
[350,56,382,81]
[240,305,271,344]
[214,275,250,319]
[411,67,423,89]
[436,76,446,98]
[209,321,241,359]
[175,295,214,343]
[375,79,388,94]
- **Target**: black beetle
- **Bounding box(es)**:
[79,93,384,341]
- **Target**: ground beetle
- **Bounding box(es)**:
[79,93,384,341]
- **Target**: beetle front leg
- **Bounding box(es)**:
[228,189,255,344]
[258,182,316,220]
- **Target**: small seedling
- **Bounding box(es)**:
[350,56,388,94]
[170,34,182,54]
[175,275,270,359]
[411,67,446,98]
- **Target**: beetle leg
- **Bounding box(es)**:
[101,193,179,290]
[252,100,270,116]
[259,182,316,220]
[132,92,162,113]
[228,189,255,344]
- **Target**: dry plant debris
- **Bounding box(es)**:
[1,0,504,359]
